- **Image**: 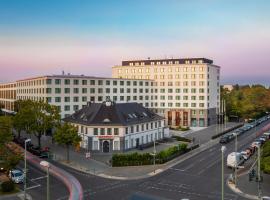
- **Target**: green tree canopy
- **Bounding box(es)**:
[14,100,61,148]
[0,116,13,147]
[53,122,81,162]
[222,85,270,120]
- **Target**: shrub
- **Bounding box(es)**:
[172,136,191,142]
[1,180,15,193]
[112,142,190,166]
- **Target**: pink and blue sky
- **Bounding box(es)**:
[0,0,270,85]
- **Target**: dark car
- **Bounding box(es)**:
[219,134,234,144]
[28,146,49,158]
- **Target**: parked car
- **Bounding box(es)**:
[227,152,245,168]
[9,169,24,184]
[247,146,256,155]
[219,134,234,144]
[263,132,270,140]
[251,141,261,148]
[28,146,49,158]
[240,150,251,160]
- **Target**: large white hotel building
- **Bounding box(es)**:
[0,57,220,127]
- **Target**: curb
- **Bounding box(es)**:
[227,180,259,200]
[56,139,219,180]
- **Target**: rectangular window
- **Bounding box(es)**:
[73,79,79,85]
[64,79,70,85]
[93,128,98,135]
[64,88,70,94]
[46,79,52,84]
[100,128,105,135]
[107,128,112,135]
[55,79,61,84]
[64,97,70,102]
[46,97,51,103]
[114,128,119,135]
[73,88,79,93]
[90,80,95,85]
[73,105,79,111]
[82,88,87,93]
[73,96,79,102]
[64,105,70,111]
[55,97,61,102]
[125,127,129,134]
[82,96,87,102]
[82,80,88,85]
[55,88,61,94]
[98,80,103,85]
[46,88,52,94]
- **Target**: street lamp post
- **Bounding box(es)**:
[24,138,31,200]
[234,132,238,188]
[40,161,50,200]
[153,130,157,173]
[221,146,226,200]
[257,145,261,199]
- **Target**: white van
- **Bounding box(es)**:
[263,132,270,140]
[227,152,245,168]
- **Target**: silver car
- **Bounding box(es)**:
[9,169,24,184]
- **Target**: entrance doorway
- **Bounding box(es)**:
[136,138,140,148]
[103,141,110,153]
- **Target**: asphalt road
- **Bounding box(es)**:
[22,120,270,200]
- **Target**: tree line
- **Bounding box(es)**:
[0,100,81,167]
[222,85,270,120]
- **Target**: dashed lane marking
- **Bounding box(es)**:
[30,175,47,181]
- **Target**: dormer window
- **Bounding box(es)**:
[103,118,110,123]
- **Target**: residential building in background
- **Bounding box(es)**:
[2,74,154,118]
[0,82,16,114]
[223,84,234,92]
[0,57,220,127]
[112,58,220,127]
[64,101,167,152]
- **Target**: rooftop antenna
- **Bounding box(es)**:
[62,70,65,75]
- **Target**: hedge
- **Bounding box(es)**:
[112,143,190,167]
[172,135,191,142]
[261,141,270,174]
[1,180,15,193]
[211,123,244,139]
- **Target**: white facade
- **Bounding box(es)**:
[15,75,154,118]
[112,58,220,126]
[71,120,166,152]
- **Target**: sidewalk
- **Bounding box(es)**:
[0,192,32,200]
[227,157,270,199]
[19,122,241,180]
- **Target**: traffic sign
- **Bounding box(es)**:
[86,152,91,159]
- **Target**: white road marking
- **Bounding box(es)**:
[31,175,47,181]
[26,184,41,190]
[197,159,220,175]
[169,168,186,172]
[183,163,195,171]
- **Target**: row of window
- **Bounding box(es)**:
[127,60,205,66]
[46,87,151,94]
[125,121,162,134]
[46,79,152,86]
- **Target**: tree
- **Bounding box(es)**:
[0,116,13,147]
[0,116,22,173]
[31,101,61,148]
[53,122,81,163]
[14,100,61,148]
[13,100,36,138]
